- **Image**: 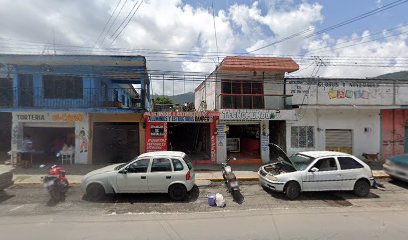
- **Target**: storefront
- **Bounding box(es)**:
[144,112,218,163]
[10,112,90,165]
[218,109,296,164]
[89,113,144,164]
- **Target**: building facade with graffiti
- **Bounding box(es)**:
[0,54,150,165]
[286,78,408,160]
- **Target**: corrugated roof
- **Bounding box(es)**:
[218,56,299,73]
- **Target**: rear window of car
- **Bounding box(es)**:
[183,155,193,170]
[338,157,364,170]
[171,159,184,171]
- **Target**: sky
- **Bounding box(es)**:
[0,0,407,95]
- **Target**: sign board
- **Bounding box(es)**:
[146,122,167,152]
[145,112,218,123]
[150,125,164,137]
[14,112,85,123]
[220,109,296,121]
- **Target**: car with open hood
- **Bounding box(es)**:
[81,151,195,201]
[258,144,374,199]
[383,154,408,182]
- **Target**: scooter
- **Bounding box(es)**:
[41,164,69,202]
[221,156,240,198]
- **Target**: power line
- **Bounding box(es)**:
[99,0,129,47]
[250,0,408,53]
[110,0,143,45]
[94,0,123,46]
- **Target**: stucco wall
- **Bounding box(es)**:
[286,108,381,159]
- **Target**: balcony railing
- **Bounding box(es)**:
[0,87,145,109]
[153,103,195,112]
[218,93,293,110]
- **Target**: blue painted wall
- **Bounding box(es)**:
[8,63,147,112]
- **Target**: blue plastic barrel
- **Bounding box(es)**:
[208,194,216,206]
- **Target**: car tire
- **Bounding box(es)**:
[86,183,106,201]
[168,184,187,201]
[354,179,370,197]
[284,181,301,200]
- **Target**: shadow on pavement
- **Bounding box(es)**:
[388,179,408,189]
[232,190,244,204]
[0,190,15,203]
[83,185,200,204]
[263,188,379,206]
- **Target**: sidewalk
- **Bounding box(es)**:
[12,169,389,186]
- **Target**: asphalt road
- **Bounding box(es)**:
[1,179,408,239]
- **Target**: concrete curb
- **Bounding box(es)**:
[12,172,389,186]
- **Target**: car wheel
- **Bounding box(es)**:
[168,184,187,201]
[86,183,106,201]
[354,179,370,197]
[284,181,301,200]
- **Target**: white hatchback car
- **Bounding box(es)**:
[81,151,195,201]
[259,145,374,199]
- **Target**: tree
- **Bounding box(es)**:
[153,96,173,105]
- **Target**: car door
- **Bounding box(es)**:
[148,158,174,192]
[302,157,341,191]
[337,156,365,190]
[115,158,150,193]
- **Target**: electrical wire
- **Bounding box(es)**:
[109,0,143,46]
[94,0,123,46]
[99,0,129,47]
[250,0,408,52]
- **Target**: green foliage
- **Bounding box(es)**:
[153,96,173,104]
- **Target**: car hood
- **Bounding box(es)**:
[84,163,123,177]
[269,143,295,168]
[389,154,408,166]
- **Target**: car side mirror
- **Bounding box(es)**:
[119,169,128,174]
[310,167,319,172]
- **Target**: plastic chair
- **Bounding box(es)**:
[61,153,73,165]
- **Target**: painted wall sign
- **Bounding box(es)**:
[220,109,296,121]
[150,125,165,137]
[145,111,218,123]
[14,112,85,123]
[145,122,168,152]
[287,80,393,105]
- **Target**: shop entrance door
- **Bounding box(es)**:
[325,129,353,154]
[226,124,261,161]
[167,123,211,161]
[93,123,139,164]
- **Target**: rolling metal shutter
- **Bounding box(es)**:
[325,129,352,154]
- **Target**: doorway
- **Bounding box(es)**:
[325,129,353,154]
[167,123,211,161]
[226,124,261,160]
[92,123,140,164]
[23,126,75,163]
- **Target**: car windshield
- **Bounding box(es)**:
[289,154,315,171]
[114,161,132,170]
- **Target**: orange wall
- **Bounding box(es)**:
[381,109,407,159]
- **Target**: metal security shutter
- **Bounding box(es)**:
[325,129,352,154]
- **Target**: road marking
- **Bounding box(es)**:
[9,205,25,212]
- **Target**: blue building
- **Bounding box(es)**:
[0,54,150,165]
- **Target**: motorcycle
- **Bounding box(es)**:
[41,164,69,202]
[221,156,240,199]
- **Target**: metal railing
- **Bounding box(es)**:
[218,93,293,110]
[0,87,145,109]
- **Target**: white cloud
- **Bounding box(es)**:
[0,0,407,95]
